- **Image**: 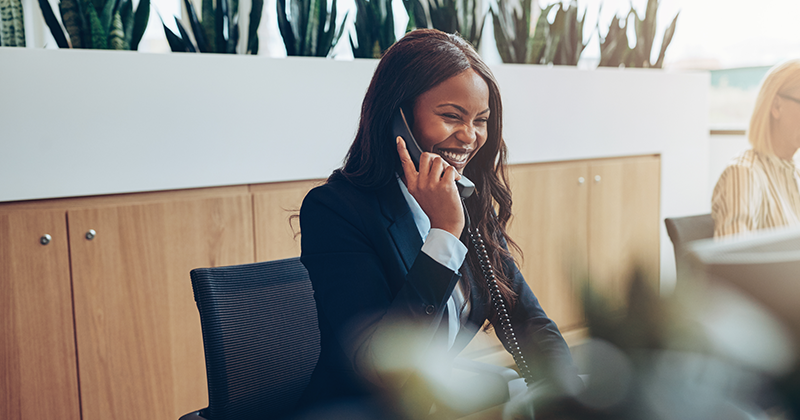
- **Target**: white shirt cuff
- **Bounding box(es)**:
[421,228,468,272]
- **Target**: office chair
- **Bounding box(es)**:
[180,257,522,420]
[180,257,320,420]
[664,214,714,284]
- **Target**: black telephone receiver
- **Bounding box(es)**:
[393,108,532,384]
[393,108,475,199]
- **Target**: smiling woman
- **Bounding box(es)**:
[296,28,582,417]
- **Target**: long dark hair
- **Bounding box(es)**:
[336,29,520,326]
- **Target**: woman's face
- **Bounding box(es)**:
[411,69,490,174]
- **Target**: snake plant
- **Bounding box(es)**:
[38,0,149,49]
[277,0,347,57]
[492,0,588,65]
[490,0,536,63]
[351,0,393,58]
[1,0,26,46]
[598,0,678,68]
[162,0,263,53]
[403,0,485,49]
[531,1,587,65]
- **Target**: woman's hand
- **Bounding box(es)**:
[397,136,465,237]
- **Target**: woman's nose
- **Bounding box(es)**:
[456,123,477,144]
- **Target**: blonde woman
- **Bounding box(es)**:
[712,60,800,237]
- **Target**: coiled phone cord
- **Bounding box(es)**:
[462,200,532,385]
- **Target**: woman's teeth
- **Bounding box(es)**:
[438,150,470,164]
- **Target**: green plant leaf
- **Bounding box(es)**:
[276,0,296,55]
[183,0,211,52]
[82,0,108,49]
[228,17,238,52]
[654,11,678,68]
[119,0,133,48]
[201,0,215,52]
[129,0,148,50]
[99,0,118,37]
[247,0,263,53]
[215,0,232,52]
[527,2,553,64]
[160,14,188,51]
[0,0,25,47]
[175,16,197,51]
[108,10,125,49]
[38,0,70,47]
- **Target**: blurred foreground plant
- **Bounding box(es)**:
[504,269,798,420]
[1,0,26,46]
[38,0,149,49]
[162,0,263,53]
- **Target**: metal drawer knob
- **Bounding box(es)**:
[578,177,585,184]
[594,175,602,182]
[40,234,52,245]
[85,229,96,240]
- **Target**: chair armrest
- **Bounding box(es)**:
[178,409,208,420]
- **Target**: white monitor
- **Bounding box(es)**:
[689,227,800,339]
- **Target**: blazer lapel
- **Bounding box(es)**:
[378,180,423,272]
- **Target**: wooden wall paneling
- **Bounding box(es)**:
[0,210,81,420]
[588,156,661,305]
[507,162,589,331]
[67,193,255,420]
[252,180,324,261]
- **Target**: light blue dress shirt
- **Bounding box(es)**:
[397,177,470,349]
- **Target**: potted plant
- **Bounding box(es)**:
[1,0,25,46]
[162,0,263,53]
[276,0,347,57]
[38,0,149,49]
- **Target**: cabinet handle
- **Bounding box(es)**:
[594,175,602,183]
[85,229,96,240]
[578,177,585,184]
[40,234,52,245]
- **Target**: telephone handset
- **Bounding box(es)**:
[393,108,475,199]
[393,107,533,384]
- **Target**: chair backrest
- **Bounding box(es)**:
[190,257,320,420]
[664,214,714,282]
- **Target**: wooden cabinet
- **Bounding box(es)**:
[0,210,81,420]
[508,155,660,328]
[67,190,256,420]
[464,155,661,363]
[0,157,658,417]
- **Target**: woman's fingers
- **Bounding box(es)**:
[396,137,418,182]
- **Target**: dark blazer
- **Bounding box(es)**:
[298,173,579,410]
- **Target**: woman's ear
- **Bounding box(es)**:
[771,96,783,119]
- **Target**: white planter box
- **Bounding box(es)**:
[0,47,710,287]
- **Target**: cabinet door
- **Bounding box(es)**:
[508,162,589,330]
[588,156,661,303]
[67,194,255,420]
[252,180,323,261]
[0,210,81,420]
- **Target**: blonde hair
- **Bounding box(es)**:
[749,59,800,155]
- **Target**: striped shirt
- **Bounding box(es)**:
[712,149,800,238]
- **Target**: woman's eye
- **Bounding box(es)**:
[442,113,461,120]
[475,118,489,125]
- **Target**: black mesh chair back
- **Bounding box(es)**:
[189,257,320,420]
[665,214,714,283]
